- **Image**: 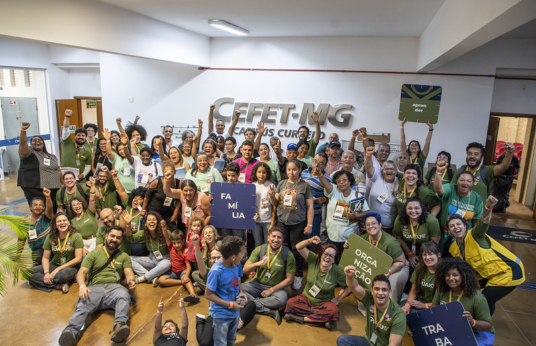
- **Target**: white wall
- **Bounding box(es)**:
[68,68,101,98]
[491,79,536,114]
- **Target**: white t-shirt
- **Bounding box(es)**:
[325,184,369,242]
[366,170,399,228]
[365,155,382,200]
[254,181,274,223]
[132,156,162,188]
[210,131,231,140]
[331,168,366,195]
[165,140,181,152]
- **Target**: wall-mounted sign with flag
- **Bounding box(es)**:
[399,84,442,124]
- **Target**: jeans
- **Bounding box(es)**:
[337,335,371,346]
[64,284,130,339]
[212,317,239,346]
[309,212,322,239]
[131,253,171,281]
[277,219,307,277]
[242,279,288,314]
[253,222,270,248]
[28,262,78,293]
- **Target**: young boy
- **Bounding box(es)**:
[158,221,200,303]
[186,216,204,271]
[205,236,248,346]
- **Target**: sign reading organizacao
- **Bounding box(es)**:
[212,97,355,139]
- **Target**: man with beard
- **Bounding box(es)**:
[96,208,133,255]
[451,142,515,203]
[297,112,321,156]
[336,270,406,346]
[59,226,136,346]
[56,171,91,219]
[61,109,91,181]
[242,226,296,324]
[94,167,118,215]
[325,140,343,175]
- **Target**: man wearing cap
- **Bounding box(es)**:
[325,140,343,175]
[276,143,309,180]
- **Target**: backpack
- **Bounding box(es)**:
[259,244,290,271]
[60,184,89,207]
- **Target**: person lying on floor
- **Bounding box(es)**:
[153,296,188,346]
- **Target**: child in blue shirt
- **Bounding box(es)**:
[205,236,247,346]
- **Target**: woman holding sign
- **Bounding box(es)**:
[400,117,434,173]
[104,128,135,194]
[432,257,495,345]
[162,176,211,228]
[317,170,369,258]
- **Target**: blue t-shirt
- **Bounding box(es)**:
[206,260,243,319]
[301,168,331,212]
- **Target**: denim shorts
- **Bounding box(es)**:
[169,270,187,280]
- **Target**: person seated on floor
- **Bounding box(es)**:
[18,187,54,265]
[69,176,99,255]
[242,226,296,325]
[284,236,352,330]
[28,212,83,293]
[336,271,406,346]
[156,221,200,303]
[58,226,136,346]
[96,208,133,255]
[445,195,525,316]
[153,296,188,346]
[431,258,495,346]
[191,225,221,293]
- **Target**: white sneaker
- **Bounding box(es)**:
[292,276,303,290]
[62,283,70,294]
[357,301,366,316]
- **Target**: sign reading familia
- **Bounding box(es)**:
[210,182,256,230]
[338,233,392,289]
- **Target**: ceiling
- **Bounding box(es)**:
[499,18,536,39]
[98,0,447,37]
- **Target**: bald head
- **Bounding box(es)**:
[100,208,115,227]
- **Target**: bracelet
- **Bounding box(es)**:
[307,239,311,245]
[113,177,118,181]
[389,270,393,275]
[485,206,493,211]
[194,247,202,251]
[21,128,26,132]
[166,178,172,182]
[352,135,356,138]
[65,115,71,118]
[472,319,476,327]
[363,136,368,140]
[45,197,51,200]
[44,270,49,274]
[425,303,429,308]
[106,140,111,143]
[407,252,413,256]
[270,287,275,293]
[436,171,443,175]
[366,154,372,157]
[400,126,404,129]
[79,285,86,290]
[429,129,434,131]
[229,301,233,309]
[157,311,163,314]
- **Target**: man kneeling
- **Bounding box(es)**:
[59,226,137,345]
[242,226,296,324]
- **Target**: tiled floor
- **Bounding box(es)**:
[1,177,535,345]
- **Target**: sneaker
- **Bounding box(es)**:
[196,287,205,295]
[184,295,200,304]
[152,277,159,287]
[292,276,303,290]
[28,281,35,288]
[110,323,130,343]
[134,276,142,285]
[357,301,366,317]
[62,283,70,294]
[268,309,282,325]
[196,313,206,320]
[325,320,333,331]
[58,329,76,346]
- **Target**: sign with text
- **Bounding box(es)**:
[210,182,256,230]
[399,84,442,124]
[338,233,392,289]
[407,301,477,346]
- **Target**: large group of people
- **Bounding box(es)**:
[14,105,526,346]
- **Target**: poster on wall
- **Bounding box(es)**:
[399,84,442,124]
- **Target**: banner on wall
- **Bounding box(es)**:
[399,84,442,124]
[210,182,256,230]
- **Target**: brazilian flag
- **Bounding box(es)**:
[399,84,442,124]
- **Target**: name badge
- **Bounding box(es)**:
[114,270,121,281]
[334,205,345,217]
[284,194,293,206]
[141,174,149,184]
[265,272,271,279]
[200,184,209,193]
[123,167,131,176]
[76,159,81,166]
[308,284,320,297]
[377,192,388,204]
[456,209,466,218]
[43,158,51,166]
[238,172,246,183]
[370,332,378,344]
[163,197,173,207]
[154,250,163,260]
[412,244,416,254]
[61,257,66,265]
[184,207,192,217]
[28,229,37,240]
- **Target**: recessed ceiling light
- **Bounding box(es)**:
[208,19,249,36]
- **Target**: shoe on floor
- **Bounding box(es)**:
[268,309,282,325]
[62,283,70,294]
[134,276,142,285]
[284,313,304,325]
[152,277,159,287]
[325,320,333,330]
[58,329,77,346]
[110,323,130,343]
[292,276,303,290]
[184,295,200,304]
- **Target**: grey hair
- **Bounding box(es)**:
[182,130,195,141]
[381,160,396,172]
[342,150,356,160]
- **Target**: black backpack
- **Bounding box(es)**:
[456,165,488,188]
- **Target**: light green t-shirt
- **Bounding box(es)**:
[255,158,282,185]
[450,165,495,204]
[392,214,440,255]
[82,247,132,286]
[71,209,98,239]
[249,245,296,286]
[112,155,136,194]
[410,269,436,303]
[439,183,483,231]
[184,167,223,193]
[303,252,346,306]
[299,155,314,168]
[43,233,84,266]
[362,291,407,346]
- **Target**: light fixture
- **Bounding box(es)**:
[208,19,249,36]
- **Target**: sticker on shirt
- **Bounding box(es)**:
[261,197,270,210]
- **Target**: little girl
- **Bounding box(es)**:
[186,216,204,271]
[252,162,276,248]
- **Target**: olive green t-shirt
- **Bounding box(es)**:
[56,185,91,219]
[96,225,132,255]
[360,231,403,259]
[131,229,171,255]
[432,290,495,333]
[82,247,132,286]
[394,182,440,214]
[410,269,436,303]
[392,214,440,255]
[303,252,346,306]
[43,233,84,266]
[123,200,142,234]
[61,136,91,170]
[71,209,98,239]
[450,165,495,204]
[249,245,296,286]
[408,152,427,173]
[95,181,118,211]
[425,167,453,190]
[362,291,407,346]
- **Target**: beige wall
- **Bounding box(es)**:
[497,116,528,144]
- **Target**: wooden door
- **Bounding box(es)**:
[484,116,500,165]
[55,99,80,157]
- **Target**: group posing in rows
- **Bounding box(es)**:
[15,105,525,346]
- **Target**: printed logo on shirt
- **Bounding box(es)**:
[231,276,240,288]
[206,179,213,184]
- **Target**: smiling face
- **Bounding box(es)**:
[232,245,246,266]
[466,147,483,168]
[140,150,152,166]
[196,155,209,172]
[117,144,126,158]
[320,247,337,269]
[422,251,440,268]
[75,131,87,146]
[210,249,222,266]
[259,144,269,159]
[409,141,420,154]
[365,216,382,237]
[101,209,115,227]
[397,152,409,168]
[105,229,123,251]
[268,230,284,252]
[445,268,462,291]
[335,173,351,192]
[447,218,467,240]
[378,145,390,162]
[163,126,173,140]
[203,142,214,156]
[203,227,215,243]
[55,215,70,232]
[298,127,309,140]
[131,131,141,144]
[96,171,108,187]
[86,127,95,139]
[241,145,253,161]
[98,139,107,153]
[146,215,158,231]
[225,139,236,153]
[111,132,120,144]
[406,201,422,220]
[403,169,419,188]
[298,144,308,158]
[456,173,474,195]
[71,200,84,216]
[311,155,327,175]
[372,280,391,306]
[342,152,355,169]
[30,199,45,215]
[169,147,181,164]
[30,136,44,152]
[162,321,177,336]
[131,195,143,209]
[286,148,298,161]
[215,120,225,134]
[381,163,396,182]
[182,142,191,156]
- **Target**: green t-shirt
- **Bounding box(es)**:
[362,291,407,346]
[425,167,453,190]
[184,167,224,193]
[131,229,171,255]
[432,290,494,333]
[96,225,132,255]
[56,185,91,219]
[43,233,84,266]
[71,209,99,239]
[394,181,440,214]
[112,154,136,194]
[303,252,346,306]
[61,136,91,170]
[249,245,296,286]
[360,231,403,259]
[439,183,483,231]
[299,155,314,168]
[392,214,440,255]
[306,138,318,157]
[408,152,427,173]
[410,269,436,303]
[84,139,97,156]
[95,181,118,211]
[450,165,495,203]
[82,247,132,286]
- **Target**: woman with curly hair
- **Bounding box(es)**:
[432,257,495,346]
[393,197,440,268]
[131,211,172,287]
[28,212,83,293]
[124,121,148,155]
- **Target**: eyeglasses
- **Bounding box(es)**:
[323,253,336,259]
[71,203,82,207]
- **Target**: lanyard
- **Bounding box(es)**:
[58,232,70,254]
[409,223,419,244]
[266,247,282,271]
[374,301,390,330]
[104,247,116,270]
[129,207,140,218]
[410,156,418,164]
[88,140,95,153]
[466,165,481,182]
[403,184,415,201]
[369,232,383,247]
[98,184,108,201]
[449,290,464,303]
[135,143,143,153]
[312,265,331,291]
[440,169,447,181]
